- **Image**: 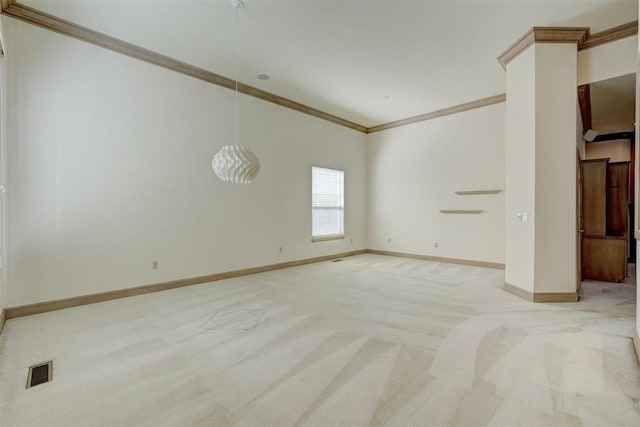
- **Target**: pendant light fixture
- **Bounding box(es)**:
[212,0,261,184]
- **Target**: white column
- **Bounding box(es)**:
[504,36,579,300]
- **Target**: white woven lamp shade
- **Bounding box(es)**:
[211,145,260,184]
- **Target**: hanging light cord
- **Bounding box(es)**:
[233,0,242,146]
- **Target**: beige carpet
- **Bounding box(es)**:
[0,254,638,426]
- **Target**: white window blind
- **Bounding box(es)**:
[312,166,344,238]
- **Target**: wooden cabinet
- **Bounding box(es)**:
[582,236,627,282]
[582,159,607,235]
[581,159,629,283]
[606,163,629,236]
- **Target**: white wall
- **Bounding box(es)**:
[585,139,631,162]
[578,36,637,86]
[3,18,367,307]
[505,47,537,292]
[366,103,505,265]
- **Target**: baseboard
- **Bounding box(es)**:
[4,249,366,320]
[533,292,579,303]
[365,249,505,270]
[633,328,640,366]
[503,282,534,301]
[503,282,579,303]
[3,249,581,325]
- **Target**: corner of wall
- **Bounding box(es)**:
[633,326,640,365]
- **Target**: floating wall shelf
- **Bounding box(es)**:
[440,210,483,214]
[455,190,501,195]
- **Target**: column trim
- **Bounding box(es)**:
[498,22,638,69]
[503,282,579,302]
[498,27,589,68]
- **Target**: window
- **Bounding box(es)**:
[312,166,344,241]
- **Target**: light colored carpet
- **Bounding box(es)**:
[0,254,638,426]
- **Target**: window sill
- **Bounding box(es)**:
[311,235,345,243]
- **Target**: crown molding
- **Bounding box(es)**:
[1,2,368,133]
[367,94,506,134]
[497,27,589,68]
[580,20,638,50]
[498,20,638,69]
[1,2,637,133]
[0,0,15,12]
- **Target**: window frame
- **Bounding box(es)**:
[311,165,345,242]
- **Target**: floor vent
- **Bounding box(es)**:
[26,361,52,388]
[332,259,343,262]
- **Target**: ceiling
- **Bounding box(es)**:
[16,0,639,127]
[590,72,636,132]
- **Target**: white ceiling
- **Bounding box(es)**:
[19,0,639,127]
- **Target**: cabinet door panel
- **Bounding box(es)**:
[582,236,626,282]
[606,162,629,237]
[582,160,607,235]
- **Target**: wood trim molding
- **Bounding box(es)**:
[503,282,579,302]
[503,282,534,301]
[0,0,15,12]
[4,250,366,320]
[367,94,506,134]
[0,2,368,133]
[311,235,345,243]
[580,20,638,51]
[633,328,640,366]
[0,2,510,135]
[578,84,592,133]
[365,249,505,270]
[498,21,638,68]
[455,190,501,195]
[533,292,579,303]
[439,210,483,214]
[498,27,589,68]
[1,3,636,135]
[2,250,597,329]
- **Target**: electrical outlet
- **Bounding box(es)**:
[152,261,158,269]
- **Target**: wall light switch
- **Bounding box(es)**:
[522,212,529,222]
[516,212,522,222]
